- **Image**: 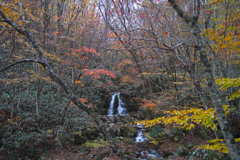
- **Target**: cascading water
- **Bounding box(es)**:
[135,124,147,143]
[107,94,162,159]
[108,93,126,116]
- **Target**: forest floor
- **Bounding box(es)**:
[41,122,211,160]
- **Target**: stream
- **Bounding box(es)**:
[107,93,163,159]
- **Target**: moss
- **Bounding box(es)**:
[114,137,124,141]
[83,138,109,149]
[72,131,83,136]
[123,138,134,145]
[71,131,87,145]
[121,125,138,137]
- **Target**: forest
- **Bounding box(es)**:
[0,0,239,159]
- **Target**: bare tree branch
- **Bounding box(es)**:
[0,5,125,158]
[0,59,44,72]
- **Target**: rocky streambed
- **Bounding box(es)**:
[39,93,230,160]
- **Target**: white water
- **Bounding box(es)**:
[135,124,147,143]
[108,93,126,116]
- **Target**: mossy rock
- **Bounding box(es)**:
[121,125,138,138]
[71,131,87,145]
[114,137,124,141]
[176,145,188,156]
[192,148,226,160]
[107,127,117,137]
[83,138,109,149]
[83,122,98,140]
[123,138,134,145]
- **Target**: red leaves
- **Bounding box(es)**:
[164,32,168,35]
[83,69,117,79]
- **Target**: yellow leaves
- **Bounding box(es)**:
[199,142,229,153]
[43,51,61,62]
[198,138,240,153]
[46,130,53,134]
[121,75,136,84]
[173,82,184,85]
[134,106,234,130]
[216,77,240,101]
[223,36,231,41]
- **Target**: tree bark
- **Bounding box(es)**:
[0,7,125,158]
[167,0,240,159]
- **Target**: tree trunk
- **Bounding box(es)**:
[0,9,125,159]
[167,0,240,159]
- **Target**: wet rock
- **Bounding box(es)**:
[158,151,172,157]
[147,149,163,159]
[176,146,188,156]
[76,148,91,156]
[192,148,226,160]
[189,155,201,160]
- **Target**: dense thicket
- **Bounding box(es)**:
[0,0,239,159]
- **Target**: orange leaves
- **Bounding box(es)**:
[75,80,81,83]
[70,98,90,106]
[79,98,88,103]
[82,69,116,79]
[82,47,101,56]
[141,99,155,110]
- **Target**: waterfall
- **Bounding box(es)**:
[108,93,126,116]
[135,124,147,143]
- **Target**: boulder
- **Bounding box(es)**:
[176,145,188,156]
[121,125,138,138]
[71,131,87,145]
[83,122,98,140]
[192,148,226,160]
